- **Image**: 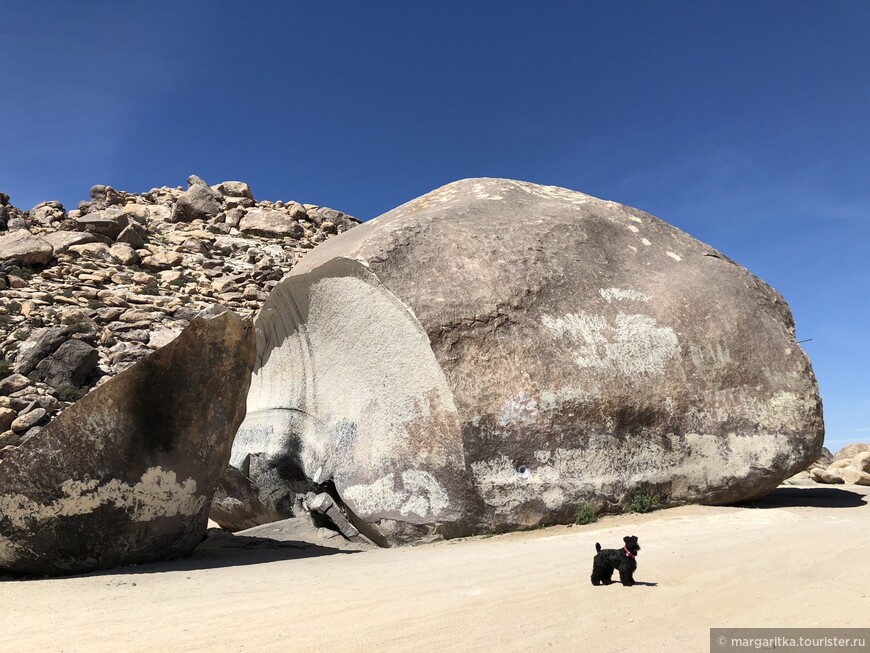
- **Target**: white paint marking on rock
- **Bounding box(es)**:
[598,288,651,303]
[540,312,679,377]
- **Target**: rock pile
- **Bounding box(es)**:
[808,443,870,485]
[0,177,358,457]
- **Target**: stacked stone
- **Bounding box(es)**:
[0,176,358,455]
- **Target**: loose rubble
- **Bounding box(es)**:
[0,177,358,457]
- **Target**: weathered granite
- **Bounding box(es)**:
[232,178,824,544]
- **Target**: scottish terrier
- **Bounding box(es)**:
[590,535,640,586]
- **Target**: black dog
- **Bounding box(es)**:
[590,535,640,586]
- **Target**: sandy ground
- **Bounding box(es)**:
[1,484,868,653]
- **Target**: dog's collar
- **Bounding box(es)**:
[623,546,636,558]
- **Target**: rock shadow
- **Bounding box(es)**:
[735,486,868,509]
[0,532,361,581]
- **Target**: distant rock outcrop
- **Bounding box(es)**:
[810,443,870,485]
[231,178,823,545]
[0,307,255,575]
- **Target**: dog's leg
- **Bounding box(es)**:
[619,569,635,586]
[601,564,614,584]
[591,558,602,585]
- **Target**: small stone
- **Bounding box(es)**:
[0,407,16,431]
[140,250,183,271]
[110,243,139,265]
[68,242,115,262]
[187,175,209,188]
[239,209,304,238]
[172,184,221,223]
[36,339,99,389]
[811,468,845,484]
[116,224,146,249]
[0,374,31,396]
[215,181,253,200]
[11,407,47,433]
[180,237,209,255]
[76,209,128,241]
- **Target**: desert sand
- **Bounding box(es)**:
[2,484,867,653]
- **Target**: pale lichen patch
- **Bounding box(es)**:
[342,470,450,521]
[0,466,206,534]
[540,312,679,377]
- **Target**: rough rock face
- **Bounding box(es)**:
[232,178,824,544]
[0,307,255,575]
[209,465,282,531]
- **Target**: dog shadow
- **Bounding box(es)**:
[628,581,658,587]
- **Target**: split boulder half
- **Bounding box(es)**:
[0,307,256,575]
[231,178,824,544]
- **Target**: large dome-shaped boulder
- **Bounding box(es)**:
[0,307,256,575]
[231,178,823,544]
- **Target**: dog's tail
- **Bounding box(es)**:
[595,542,601,553]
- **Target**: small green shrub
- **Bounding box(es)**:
[56,384,88,403]
[0,359,13,377]
[629,488,663,514]
[574,503,598,525]
[62,315,94,334]
[6,301,22,315]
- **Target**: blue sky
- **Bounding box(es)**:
[1,1,867,451]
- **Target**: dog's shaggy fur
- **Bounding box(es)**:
[590,535,640,586]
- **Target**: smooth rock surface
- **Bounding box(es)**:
[0,230,53,265]
[239,208,305,238]
[0,307,256,575]
[232,178,824,544]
